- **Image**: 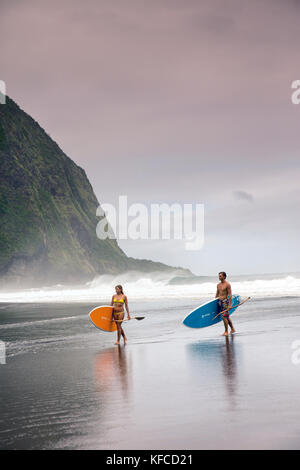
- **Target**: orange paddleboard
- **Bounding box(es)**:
[89,305,117,332]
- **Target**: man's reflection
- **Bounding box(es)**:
[220,335,237,404]
[187,336,239,407]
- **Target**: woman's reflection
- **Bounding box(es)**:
[94,345,130,400]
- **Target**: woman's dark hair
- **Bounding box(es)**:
[115,285,124,294]
[219,271,227,279]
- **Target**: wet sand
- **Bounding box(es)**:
[0,297,300,449]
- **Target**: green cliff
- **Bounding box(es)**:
[0,96,191,286]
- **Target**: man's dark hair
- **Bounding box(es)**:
[219,271,227,279]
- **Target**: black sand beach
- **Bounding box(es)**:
[1,296,300,449]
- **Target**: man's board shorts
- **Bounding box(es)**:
[219,297,230,319]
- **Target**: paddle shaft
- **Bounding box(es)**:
[213,296,251,320]
[113,316,145,323]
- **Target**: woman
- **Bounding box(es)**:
[111,285,130,345]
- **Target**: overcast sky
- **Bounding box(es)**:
[1,0,300,275]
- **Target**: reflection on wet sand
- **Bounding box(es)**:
[222,336,237,402]
[94,346,131,400]
[187,336,240,407]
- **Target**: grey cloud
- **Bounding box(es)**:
[233,191,254,203]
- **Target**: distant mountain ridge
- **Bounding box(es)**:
[0,96,192,286]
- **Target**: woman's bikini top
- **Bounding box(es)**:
[113,297,124,303]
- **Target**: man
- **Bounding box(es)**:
[215,271,236,336]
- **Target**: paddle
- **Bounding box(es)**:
[212,296,251,320]
[113,316,145,323]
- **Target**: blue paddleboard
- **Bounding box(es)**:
[183,295,241,329]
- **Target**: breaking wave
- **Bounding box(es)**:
[0,271,300,303]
